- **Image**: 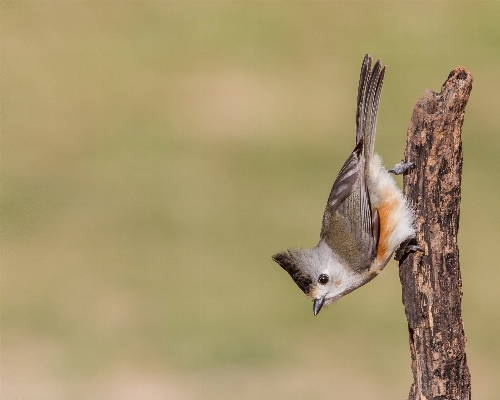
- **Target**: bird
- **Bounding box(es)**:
[272,54,418,316]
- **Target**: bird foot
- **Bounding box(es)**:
[394,239,424,261]
[389,161,415,175]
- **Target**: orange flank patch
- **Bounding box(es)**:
[376,195,399,262]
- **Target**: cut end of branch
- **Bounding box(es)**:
[410,67,473,129]
[443,66,473,88]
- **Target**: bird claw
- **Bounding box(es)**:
[394,239,424,261]
[389,161,415,175]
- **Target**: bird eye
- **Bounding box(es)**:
[318,274,329,285]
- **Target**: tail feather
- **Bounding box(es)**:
[356,55,372,144]
[356,55,386,166]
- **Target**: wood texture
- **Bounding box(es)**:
[399,67,473,399]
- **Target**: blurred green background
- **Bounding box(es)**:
[2,1,500,399]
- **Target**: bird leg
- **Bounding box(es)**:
[394,238,424,261]
[389,161,415,175]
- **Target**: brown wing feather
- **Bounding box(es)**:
[320,140,375,270]
[325,140,363,212]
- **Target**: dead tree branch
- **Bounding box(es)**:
[399,67,473,399]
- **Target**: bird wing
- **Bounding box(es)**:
[320,140,376,271]
[319,55,385,271]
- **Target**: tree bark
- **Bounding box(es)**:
[399,67,473,399]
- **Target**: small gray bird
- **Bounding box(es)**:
[272,55,417,316]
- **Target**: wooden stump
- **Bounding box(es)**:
[399,67,473,399]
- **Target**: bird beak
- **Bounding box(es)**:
[313,297,325,316]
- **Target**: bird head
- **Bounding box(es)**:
[272,242,366,315]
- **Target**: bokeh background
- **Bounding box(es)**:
[2,1,500,399]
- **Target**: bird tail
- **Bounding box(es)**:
[355,54,386,167]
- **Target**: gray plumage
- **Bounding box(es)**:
[321,56,385,271]
[271,54,415,315]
